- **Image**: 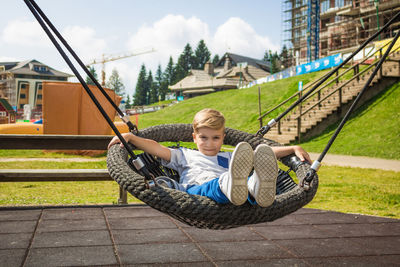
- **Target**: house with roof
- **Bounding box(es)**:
[169,52,271,98]
[0,59,72,111]
[0,98,16,124]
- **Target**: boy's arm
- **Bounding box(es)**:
[108,132,171,162]
[271,145,312,163]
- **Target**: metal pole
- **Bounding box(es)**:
[375,0,380,40]
[258,86,262,128]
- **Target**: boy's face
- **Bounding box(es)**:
[193,127,225,156]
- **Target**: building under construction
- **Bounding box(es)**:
[282,0,400,65]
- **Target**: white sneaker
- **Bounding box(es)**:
[250,144,278,207]
[221,142,254,205]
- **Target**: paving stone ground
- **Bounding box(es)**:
[0,205,399,266]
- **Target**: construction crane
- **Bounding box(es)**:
[86,47,156,86]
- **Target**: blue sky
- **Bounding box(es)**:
[1,0,282,95]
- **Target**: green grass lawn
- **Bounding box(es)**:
[0,161,398,218]
[305,165,400,218]
[0,181,140,205]
[0,160,139,205]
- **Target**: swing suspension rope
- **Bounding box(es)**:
[23,0,155,184]
[25,0,400,188]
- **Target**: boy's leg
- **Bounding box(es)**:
[186,178,230,204]
[219,142,254,205]
[248,144,278,207]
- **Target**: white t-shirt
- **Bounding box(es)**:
[161,147,232,189]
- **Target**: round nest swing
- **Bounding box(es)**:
[107,123,318,230]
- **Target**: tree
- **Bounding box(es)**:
[264,50,280,74]
[156,64,168,101]
[125,95,132,109]
[193,39,211,69]
[263,50,270,62]
[212,54,220,66]
[280,45,290,69]
[147,70,158,104]
[85,66,98,85]
[174,57,187,83]
[106,68,125,97]
[175,43,195,81]
[134,64,148,106]
[164,56,176,85]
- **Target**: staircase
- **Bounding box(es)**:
[262,49,400,145]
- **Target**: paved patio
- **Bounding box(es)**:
[0,205,399,266]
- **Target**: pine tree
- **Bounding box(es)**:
[175,43,195,80]
[156,64,168,101]
[134,64,148,106]
[164,56,176,85]
[212,54,220,66]
[263,50,270,62]
[174,56,187,83]
[193,39,211,69]
[147,71,158,104]
[266,50,280,74]
[280,45,290,69]
[125,95,131,109]
[85,66,98,85]
[106,68,125,97]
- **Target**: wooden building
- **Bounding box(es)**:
[169,53,271,98]
[0,59,72,111]
[0,98,16,124]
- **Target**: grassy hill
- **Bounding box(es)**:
[137,71,323,133]
[135,72,400,160]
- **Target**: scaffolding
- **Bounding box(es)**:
[307,0,320,62]
[0,72,16,107]
[282,0,400,65]
[282,0,320,64]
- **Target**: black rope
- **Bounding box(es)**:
[23,0,154,180]
[302,28,400,185]
[257,11,400,136]
[26,0,138,134]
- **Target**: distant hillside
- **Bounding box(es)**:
[138,71,323,133]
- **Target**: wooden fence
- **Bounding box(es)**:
[0,134,129,204]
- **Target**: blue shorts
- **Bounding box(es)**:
[186,177,257,205]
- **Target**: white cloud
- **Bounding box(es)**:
[2,18,51,47]
[62,25,107,63]
[1,19,107,67]
[127,14,210,63]
[211,17,279,58]
[119,14,278,96]
[121,14,211,95]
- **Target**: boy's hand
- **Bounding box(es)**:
[107,133,134,149]
[293,145,312,164]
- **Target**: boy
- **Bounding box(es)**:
[108,108,311,207]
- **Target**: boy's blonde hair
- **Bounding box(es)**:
[192,108,225,133]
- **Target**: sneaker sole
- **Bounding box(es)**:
[230,142,254,205]
[254,145,278,207]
